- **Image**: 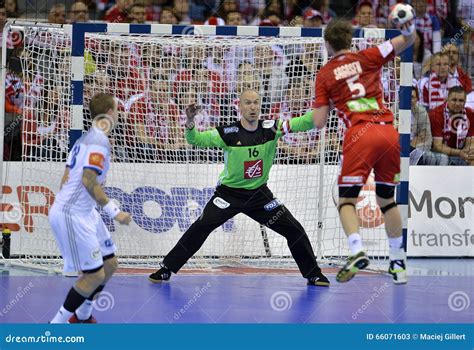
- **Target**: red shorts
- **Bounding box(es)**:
[338,123,400,186]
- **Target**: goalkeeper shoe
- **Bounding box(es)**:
[307,272,330,287]
[389,259,407,285]
[148,265,171,283]
[68,313,97,324]
[336,251,370,283]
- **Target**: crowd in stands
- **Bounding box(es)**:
[1,0,473,166]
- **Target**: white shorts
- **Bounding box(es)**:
[49,203,116,273]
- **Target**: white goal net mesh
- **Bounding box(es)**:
[2,24,400,271]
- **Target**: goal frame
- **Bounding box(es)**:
[0,21,412,267]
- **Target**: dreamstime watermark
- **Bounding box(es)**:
[173,282,212,320]
[0,282,34,317]
[181,25,204,37]
[448,291,470,312]
[265,206,286,226]
[5,115,22,137]
[270,291,292,312]
[93,291,115,312]
[352,282,389,320]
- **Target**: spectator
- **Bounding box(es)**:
[160,7,180,24]
[48,4,67,24]
[106,43,144,103]
[430,0,448,21]
[311,0,335,24]
[225,10,243,25]
[129,1,147,23]
[127,78,179,161]
[418,52,464,110]
[254,45,288,117]
[375,0,390,28]
[413,30,431,80]
[104,0,133,23]
[429,86,474,165]
[353,1,376,28]
[290,15,303,27]
[458,0,474,30]
[215,0,238,19]
[235,61,261,96]
[444,43,473,94]
[5,56,23,115]
[5,0,18,17]
[22,84,69,161]
[145,0,170,22]
[69,1,90,23]
[264,0,285,22]
[189,0,216,22]
[410,85,447,165]
[460,29,473,81]
[174,46,225,118]
[303,9,323,28]
[414,0,441,54]
[259,10,282,26]
[173,0,191,24]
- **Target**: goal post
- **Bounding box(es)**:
[0,21,412,271]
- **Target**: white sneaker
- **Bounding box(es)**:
[389,259,407,284]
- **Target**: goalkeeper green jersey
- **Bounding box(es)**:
[185,113,314,190]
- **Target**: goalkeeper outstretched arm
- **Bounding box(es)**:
[276,110,316,138]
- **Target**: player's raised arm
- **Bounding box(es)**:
[184,104,227,149]
[388,3,416,55]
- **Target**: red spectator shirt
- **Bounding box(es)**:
[313,40,395,128]
[127,93,179,148]
[104,5,129,23]
[454,66,473,94]
[429,102,474,149]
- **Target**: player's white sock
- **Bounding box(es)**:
[75,300,93,320]
[388,236,405,261]
[50,306,73,323]
[348,233,363,255]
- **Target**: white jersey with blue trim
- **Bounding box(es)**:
[54,127,111,213]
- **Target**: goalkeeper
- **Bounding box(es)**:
[149,89,329,286]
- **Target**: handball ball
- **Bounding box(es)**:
[388,3,415,26]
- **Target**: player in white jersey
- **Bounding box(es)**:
[49,93,131,323]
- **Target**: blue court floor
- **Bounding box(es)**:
[0,259,472,323]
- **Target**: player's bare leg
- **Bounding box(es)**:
[70,255,119,323]
[376,189,407,285]
[336,186,370,283]
[50,267,106,323]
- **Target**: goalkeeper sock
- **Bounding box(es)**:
[348,233,363,255]
[76,285,105,320]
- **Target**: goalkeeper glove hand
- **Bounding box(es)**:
[185,104,200,130]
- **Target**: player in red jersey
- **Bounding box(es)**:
[311,9,416,284]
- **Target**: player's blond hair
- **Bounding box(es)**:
[89,93,116,118]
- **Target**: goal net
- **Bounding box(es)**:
[1,23,401,271]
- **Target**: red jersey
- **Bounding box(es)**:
[429,103,474,149]
[313,40,396,128]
